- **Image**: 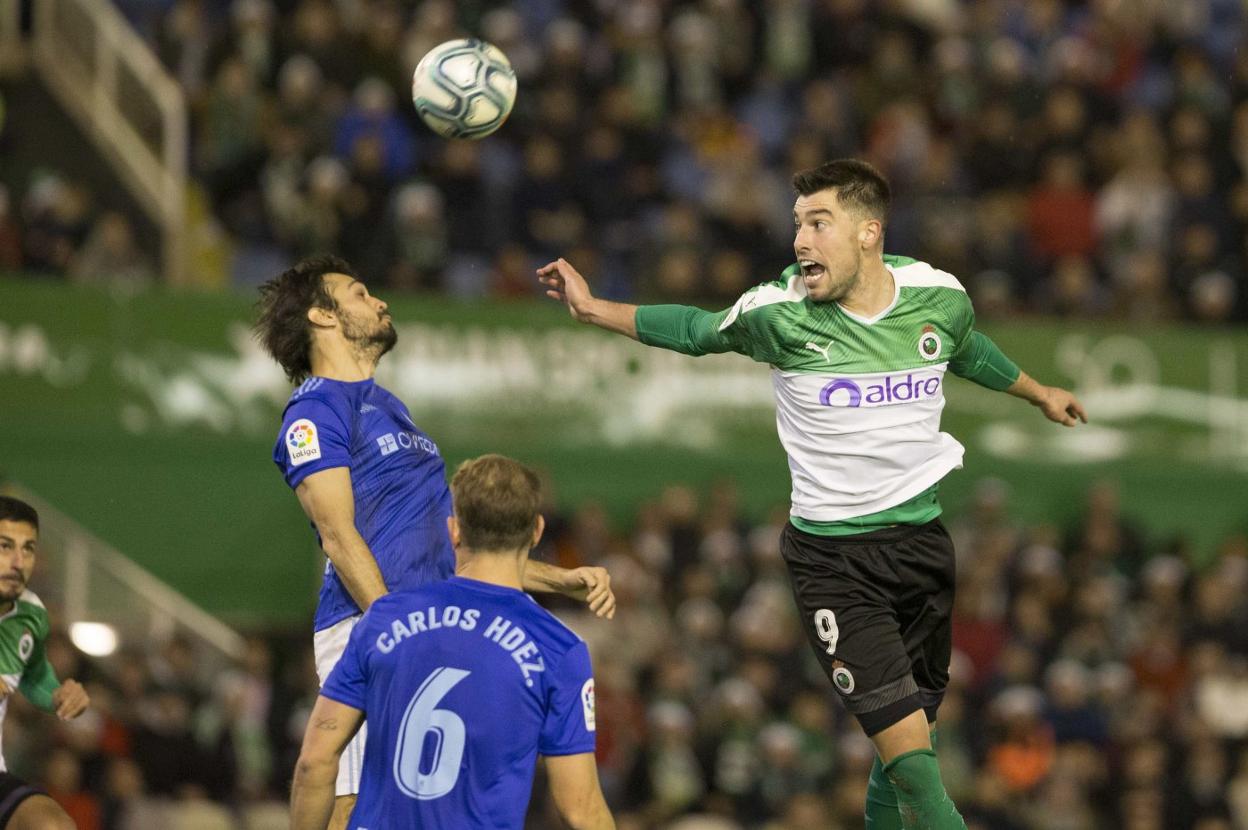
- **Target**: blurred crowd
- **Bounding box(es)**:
[14,476,1248,829]
[0,0,1244,320]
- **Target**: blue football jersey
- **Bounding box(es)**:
[322,577,597,830]
[273,377,454,631]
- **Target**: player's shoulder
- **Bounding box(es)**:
[281,377,357,422]
[516,596,585,656]
[16,590,49,631]
[720,266,808,331]
[289,376,332,402]
[742,265,808,308]
[887,255,967,293]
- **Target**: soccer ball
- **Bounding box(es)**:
[411,38,517,140]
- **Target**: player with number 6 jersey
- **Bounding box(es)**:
[290,455,614,830]
[256,256,616,830]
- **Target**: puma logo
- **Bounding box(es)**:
[805,340,835,362]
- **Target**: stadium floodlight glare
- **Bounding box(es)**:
[69,622,119,657]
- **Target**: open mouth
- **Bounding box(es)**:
[799,259,826,280]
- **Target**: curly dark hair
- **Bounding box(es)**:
[254,255,357,383]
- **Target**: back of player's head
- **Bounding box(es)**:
[0,496,38,531]
[450,454,541,552]
[792,159,890,222]
[254,255,358,383]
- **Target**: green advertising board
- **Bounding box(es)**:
[2,278,1246,625]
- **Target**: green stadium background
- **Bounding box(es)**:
[2,278,1245,626]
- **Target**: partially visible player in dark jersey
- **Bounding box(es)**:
[290,454,614,830]
[256,256,615,830]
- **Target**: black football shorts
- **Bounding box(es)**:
[780,519,956,736]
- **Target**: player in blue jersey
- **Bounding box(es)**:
[290,454,615,830]
[255,256,615,829]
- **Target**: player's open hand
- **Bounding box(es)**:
[51,679,89,720]
[537,258,596,322]
[1033,385,1087,427]
[565,566,616,620]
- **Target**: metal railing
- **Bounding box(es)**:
[30,0,187,284]
[4,483,246,669]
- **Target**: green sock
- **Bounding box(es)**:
[883,748,967,830]
[866,728,938,828]
[865,753,903,829]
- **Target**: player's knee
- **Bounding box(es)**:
[9,796,76,830]
[882,748,944,799]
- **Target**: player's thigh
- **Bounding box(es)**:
[780,524,916,722]
[894,521,957,717]
[5,795,74,830]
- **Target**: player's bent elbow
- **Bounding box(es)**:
[293,751,339,785]
[554,791,614,830]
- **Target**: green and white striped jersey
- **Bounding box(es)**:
[637,255,979,525]
[0,589,60,771]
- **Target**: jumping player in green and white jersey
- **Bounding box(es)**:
[0,497,90,830]
[539,159,1086,830]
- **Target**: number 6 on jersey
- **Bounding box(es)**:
[394,667,470,800]
[814,609,839,655]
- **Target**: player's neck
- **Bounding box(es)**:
[837,255,894,318]
[0,599,15,617]
[455,550,527,591]
[309,342,378,382]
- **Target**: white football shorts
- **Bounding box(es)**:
[313,614,368,796]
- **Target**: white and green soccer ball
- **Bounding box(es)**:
[411,38,517,140]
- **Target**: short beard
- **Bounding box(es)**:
[826,250,862,302]
[343,316,398,366]
[0,581,26,602]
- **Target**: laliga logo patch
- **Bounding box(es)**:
[832,666,855,694]
[18,631,33,662]
[287,419,322,466]
[918,325,942,360]
[581,678,596,731]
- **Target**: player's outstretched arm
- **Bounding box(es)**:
[297,468,390,610]
[523,561,616,619]
[949,330,1087,427]
[1006,370,1088,427]
[291,695,364,830]
[544,752,616,830]
[538,258,639,340]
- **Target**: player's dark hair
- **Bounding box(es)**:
[792,159,891,221]
[451,455,541,552]
[0,497,38,531]
[254,255,356,383]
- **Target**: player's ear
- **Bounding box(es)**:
[530,515,545,550]
[447,516,461,549]
[858,217,881,249]
[307,305,336,328]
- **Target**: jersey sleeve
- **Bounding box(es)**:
[319,611,371,710]
[538,641,596,757]
[946,294,1021,391]
[273,395,352,490]
[18,638,59,713]
[634,303,759,359]
[634,267,800,364]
